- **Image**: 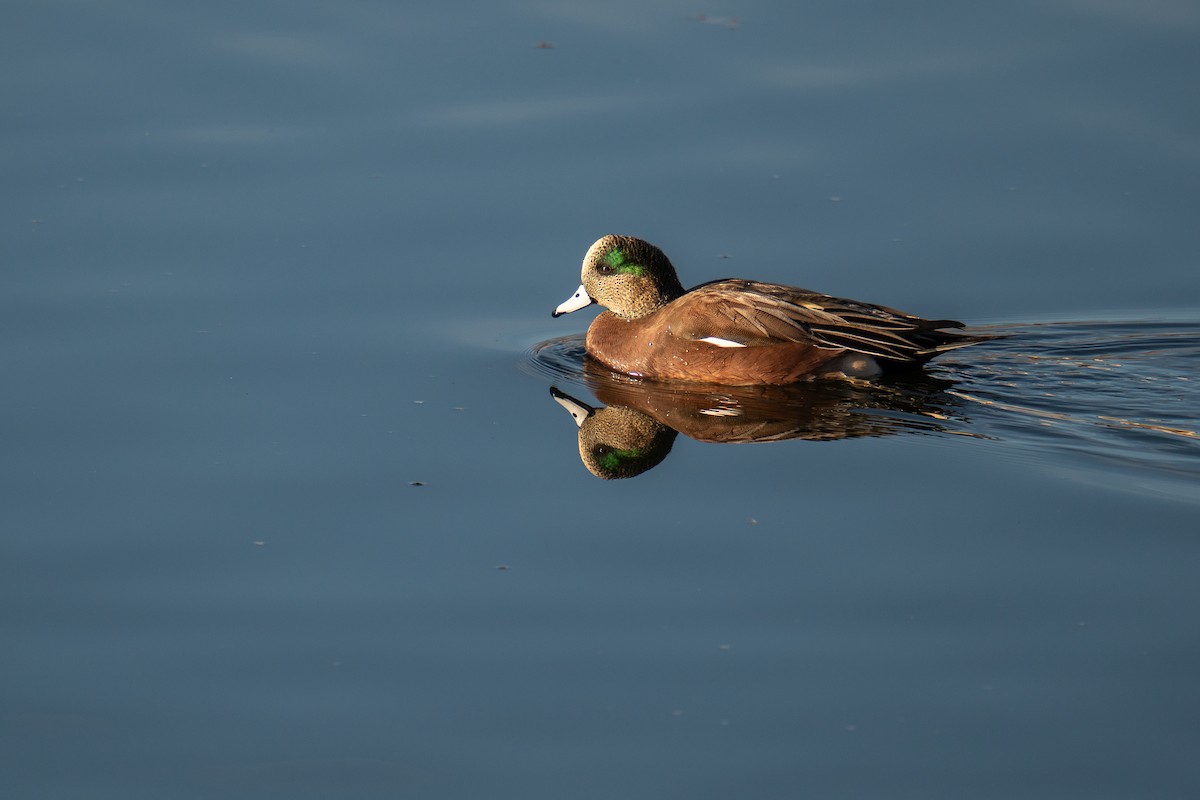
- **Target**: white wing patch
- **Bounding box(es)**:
[699,407,743,417]
[699,336,747,348]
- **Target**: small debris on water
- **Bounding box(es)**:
[409,481,427,487]
[696,14,738,29]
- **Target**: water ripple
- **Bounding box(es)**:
[945,319,1200,490]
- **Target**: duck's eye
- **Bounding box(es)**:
[597,247,648,277]
[600,248,626,273]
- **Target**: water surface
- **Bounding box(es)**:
[3,1,1199,798]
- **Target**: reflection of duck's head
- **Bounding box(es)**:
[550,387,677,480]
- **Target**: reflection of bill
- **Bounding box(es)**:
[549,367,971,480]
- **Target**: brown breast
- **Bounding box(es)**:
[585,311,845,385]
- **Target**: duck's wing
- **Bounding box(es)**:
[678,280,980,361]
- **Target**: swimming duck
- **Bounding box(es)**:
[553,235,984,385]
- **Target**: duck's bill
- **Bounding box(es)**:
[552,285,594,317]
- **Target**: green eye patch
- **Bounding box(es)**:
[603,248,646,276]
[595,446,642,471]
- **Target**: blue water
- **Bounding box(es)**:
[3,2,1199,798]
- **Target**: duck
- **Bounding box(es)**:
[552,235,986,385]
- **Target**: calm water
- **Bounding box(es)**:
[4,1,1199,798]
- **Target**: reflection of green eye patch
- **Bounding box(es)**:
[603,248,646,276]
[595,446,642,471]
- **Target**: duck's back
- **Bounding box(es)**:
[677,279,980,361]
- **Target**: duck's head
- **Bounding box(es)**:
[553,235,686,321]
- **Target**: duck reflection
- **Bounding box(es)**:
[550,363,971,479]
